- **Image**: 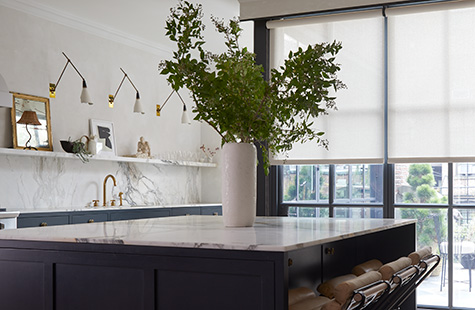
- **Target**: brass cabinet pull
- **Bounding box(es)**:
[213,212,219,216]
[325,247,335,255]
[185,214,191,216]
[40,222,48,227]
[88,219,95,223]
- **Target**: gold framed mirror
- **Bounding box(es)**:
[11,93,53,151]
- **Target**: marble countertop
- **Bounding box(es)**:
[0,211,20,219]
[16,203,221,214]
[0,216,415,252]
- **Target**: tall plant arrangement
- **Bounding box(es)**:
[159,0,346,173]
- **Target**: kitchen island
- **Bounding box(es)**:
[0,216,416,310]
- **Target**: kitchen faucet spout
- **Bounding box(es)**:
[103,174,117,207]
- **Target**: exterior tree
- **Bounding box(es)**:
[401,164,447,252]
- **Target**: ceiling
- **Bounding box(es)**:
[0,0,240,53]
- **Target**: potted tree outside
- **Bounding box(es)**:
[159,1,346,226]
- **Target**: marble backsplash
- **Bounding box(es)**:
[0,153,201,211]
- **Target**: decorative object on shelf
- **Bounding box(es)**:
[49,52,93,105]
[200,144,219,163]
[89,119,116,157]
[109,68,144,114]
[157,90,191,124]
[60,139,74,153]
[159,1,346,226]
[0,72,11,107]
[16,110,41,150]
[60,136,92,163]
[136,136,151,158]
[11,93,53,151]
[87,134,102,155]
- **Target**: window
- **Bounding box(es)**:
[394,163,448,205]
[335,164,383,204]
[282,165,329,202]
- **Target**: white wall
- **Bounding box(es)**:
[0,0,251,210]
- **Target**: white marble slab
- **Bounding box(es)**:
[0,216,416,252]
[0,151,205,211]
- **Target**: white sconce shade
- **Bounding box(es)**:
[0,73,11,108]
[80,80,93,105]
[50,52,93,106]
[134,93,144,114]
[181,104,191,124]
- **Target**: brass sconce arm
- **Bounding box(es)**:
[50,52,93,105]
[109,68,143,114]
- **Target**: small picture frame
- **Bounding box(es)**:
[89,119,116,157]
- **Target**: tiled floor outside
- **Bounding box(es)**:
[417,262,474,309]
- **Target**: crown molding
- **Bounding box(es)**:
[0,0,172,55]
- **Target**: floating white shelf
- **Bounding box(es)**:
[0,148,217,168]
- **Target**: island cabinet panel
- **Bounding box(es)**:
[0,260,45,310]
[321,238,357,282]
[55,263,147,310]
[156,257,275,310]
[287,246,323,290]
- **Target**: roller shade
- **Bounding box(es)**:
[239,0,412,20]
[269,10,385,165]
[387,0,475,163]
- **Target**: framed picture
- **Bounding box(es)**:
[89,119,116,157]
[11,93,53,151]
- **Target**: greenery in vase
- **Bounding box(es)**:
[159,0,346,173]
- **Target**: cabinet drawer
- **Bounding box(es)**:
[110,209,170,221]
[71,213,108,224]
[200,206,222,216]
[18,215,69,228]
[170,207,201,216]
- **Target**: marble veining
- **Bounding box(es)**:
[0,216,416,252]
[0,152,202,211]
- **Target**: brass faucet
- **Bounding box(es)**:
[103,174,117,207]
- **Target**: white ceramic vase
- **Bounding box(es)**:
[221,143,257,227]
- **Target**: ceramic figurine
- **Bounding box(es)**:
[136,136,151,158]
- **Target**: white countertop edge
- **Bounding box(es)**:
[0,211,20,219]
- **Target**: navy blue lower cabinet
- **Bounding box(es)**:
[109,209,170,221]
[71,213,108,224]
[170,207,201,216]
[17,214,69,228]
[200,206,222,215]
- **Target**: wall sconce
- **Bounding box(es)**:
[158,90,191,124]
[16,110,41,150]
[109,68,144,114]
[49,52,93,105]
